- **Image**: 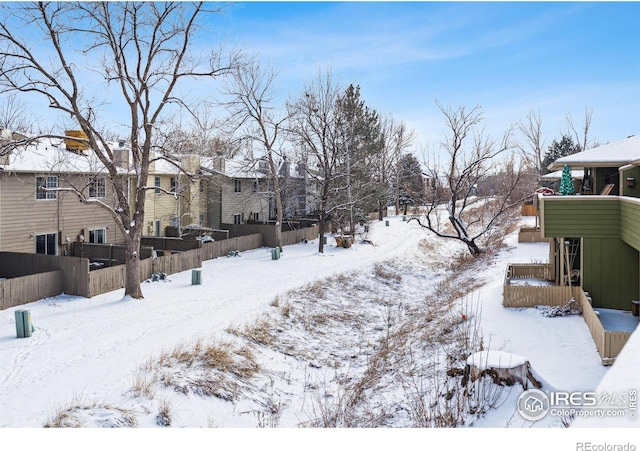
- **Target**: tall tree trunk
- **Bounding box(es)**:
[318,211,326,253]
[124,234,144,299]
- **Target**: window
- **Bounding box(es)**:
[253,212,260,221]
[88,177,106,198]
[35,233,57,255]
[199,180,204,193]
[36,176,58,200]
[89,228,106,244]
[170,177,176,193]
[234,179,241,193]
[199,214,204,225]
[253,181,258,193]
[154,176,161,194]
[154,220,161,237]
[233,213,242,225]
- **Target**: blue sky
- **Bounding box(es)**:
[208,1,640,152]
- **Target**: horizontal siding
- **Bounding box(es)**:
[541,197,621,238]
[620,199,640,250]
[0,174,124,254]
[221,179,270,224]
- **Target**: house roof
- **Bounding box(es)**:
[1,137,117,175]
[548,135,640,171]
[539,169,584,181]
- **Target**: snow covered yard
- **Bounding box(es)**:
[0,214,637,448]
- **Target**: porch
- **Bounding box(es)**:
[503,263,637,365]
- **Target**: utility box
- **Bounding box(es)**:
[15,310,33,339]
[385,220,389,227]
[271,247,280,260]
[191,269,202,285]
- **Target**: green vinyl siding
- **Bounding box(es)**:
[621,166,640,198]
[621,200,640,250]
[583,238,639,311]
[542,198,620,238]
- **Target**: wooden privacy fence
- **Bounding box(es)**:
[281,226,318,246]
[503,263,633,365]
[573,289,633,365]
[2,230,315,308]
[0,270,63,311]
[505,262,553,281]
[88,233,264,297]
[200,234,263,260]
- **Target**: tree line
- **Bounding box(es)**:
[0,2,596,298]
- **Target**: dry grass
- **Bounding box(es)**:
[140,340,261,401]
[227,318,277,347]
[44,398,139,428]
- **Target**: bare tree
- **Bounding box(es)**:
[517,110,546,175]
[222,58,289,249]
[383,116,415,218]
[0,2,236,298]
[566,107,594,152]
[287,69,343,253]
[410,102,522,257]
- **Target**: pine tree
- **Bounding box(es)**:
[559,164,575,195]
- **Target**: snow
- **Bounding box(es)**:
[0,214,637,448]
[549,135,640,170]
[594,308,639,332]
[467,350,527,370]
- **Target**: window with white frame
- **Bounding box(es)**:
[88,176,106,198]
[233,213,242,225]
[234,179,241,193]
[89,228,106,243]
[154,176,161,194]
[253,212,259,221]
[36,176,58,200]
[170,177,176,193]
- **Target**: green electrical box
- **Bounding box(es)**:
[191,269,202,285]
[15,309,33,339]
[271,248,280,260]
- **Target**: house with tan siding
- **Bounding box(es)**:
[143,154,207,236]
[0,132,125,255]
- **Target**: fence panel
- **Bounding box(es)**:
[281,227,318,246]
[502,285,573,308]
[201,234,263,260]
[88,265,125,298]
[604,331,633,361]
[0,270,63,310]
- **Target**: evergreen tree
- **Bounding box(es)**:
[541,135,581,172]
[394,153,424,214]
[559,164,575,195]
